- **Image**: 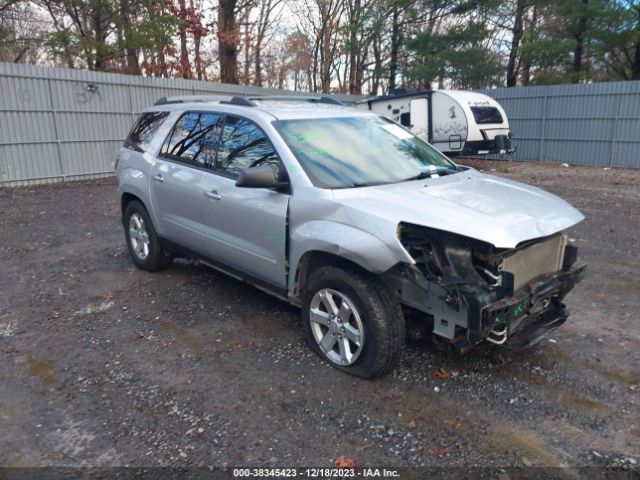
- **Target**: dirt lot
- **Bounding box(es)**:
[0,160,639,474]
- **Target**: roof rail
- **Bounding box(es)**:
[221,96,257,107]
[246,95,344,106]
[154,94,345,107]
[154,94,234,106]
[154,96,181,105]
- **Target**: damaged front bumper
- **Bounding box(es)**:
[481,262,586,349]
[390,225,587,353]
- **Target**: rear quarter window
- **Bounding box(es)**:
[124,111,169,153]
[470,106,503,124]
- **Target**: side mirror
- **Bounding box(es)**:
[235,165,288,189]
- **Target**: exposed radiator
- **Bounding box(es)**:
[501,234,567,290]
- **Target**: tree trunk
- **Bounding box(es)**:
[195,34,203,80]
[191,0,203,80]
[254,48,262,86]
[522,4,537,86]
[388,7,400,93]
[178,0,190,78]
[218,0,238,84]
[242,18,251,83]
[571,0,590,82]
[158,48,167,77]
[347,0,360,94]
[354,61,365,95]
[371,37,382,94]
[632,8,640,80]
[154,2,168,76]
[506,0,526,87]
[318,7,333,93]
[121,0,140,74]
[632,42,640,80]
[254,10,264,87]
[311,38,319,92]
[91,9,108,70]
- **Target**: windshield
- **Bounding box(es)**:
[274,116,458,188]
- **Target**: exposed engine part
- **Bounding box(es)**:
[486,326,508,345]
[480,268,501,286]
[405,317,428,342]
[393,223,585,351]
[501,234,567,290]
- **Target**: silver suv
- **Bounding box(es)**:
[116,95,586,378]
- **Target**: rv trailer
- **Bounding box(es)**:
[357,90,514,156]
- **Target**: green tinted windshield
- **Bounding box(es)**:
[274,115,457,188]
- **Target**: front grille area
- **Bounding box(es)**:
[501,234,567,290]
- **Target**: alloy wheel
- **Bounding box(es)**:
[309,288,365,366]
[129,213,150,260]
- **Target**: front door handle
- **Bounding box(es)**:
[204,190,222,200]
[153,173,164,183]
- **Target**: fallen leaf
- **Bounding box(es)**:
[408,419,416,429]
[421,444,450,457]
[335,456,357,468]
[433,369,451,379]
[432,446,448,456]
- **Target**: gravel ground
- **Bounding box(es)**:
[0,160,638,474]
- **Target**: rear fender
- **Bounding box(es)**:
[118,167,159,230]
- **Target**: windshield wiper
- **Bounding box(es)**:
[334,166,460,189]
[400,166,459,182]
[348,180,393,188]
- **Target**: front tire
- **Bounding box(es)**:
[302,265,405,379]
[123,200,171,272]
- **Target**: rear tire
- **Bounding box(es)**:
[301,265,405,379]
[123,200,171,272]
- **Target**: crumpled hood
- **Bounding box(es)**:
[331,169,584,249]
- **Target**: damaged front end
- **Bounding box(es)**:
[386,223,586,353]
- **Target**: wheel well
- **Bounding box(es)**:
[293,251,372,296]
[121,192,141,217]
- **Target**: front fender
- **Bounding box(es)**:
[288,220,411,293]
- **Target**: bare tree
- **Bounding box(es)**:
[293,0,343,92]
[252,0,284,85]
[0,0,44,63]
[344,0,383,94]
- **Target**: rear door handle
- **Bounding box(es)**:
[153,173,164,183]
[204,190,222,200]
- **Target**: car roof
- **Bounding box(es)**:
[144,95,373,121]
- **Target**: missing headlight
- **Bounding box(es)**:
[398,223,501,290]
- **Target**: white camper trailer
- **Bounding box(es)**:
[358,90,513,156]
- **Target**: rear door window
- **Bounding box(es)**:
[124,111,169,152]
[161,112,225,168]
[216,116,280,178]
[470,106,503,124]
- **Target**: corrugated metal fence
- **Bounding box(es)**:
[0,62,357,187]
[1,62,639,187]
[478,81,640,168]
